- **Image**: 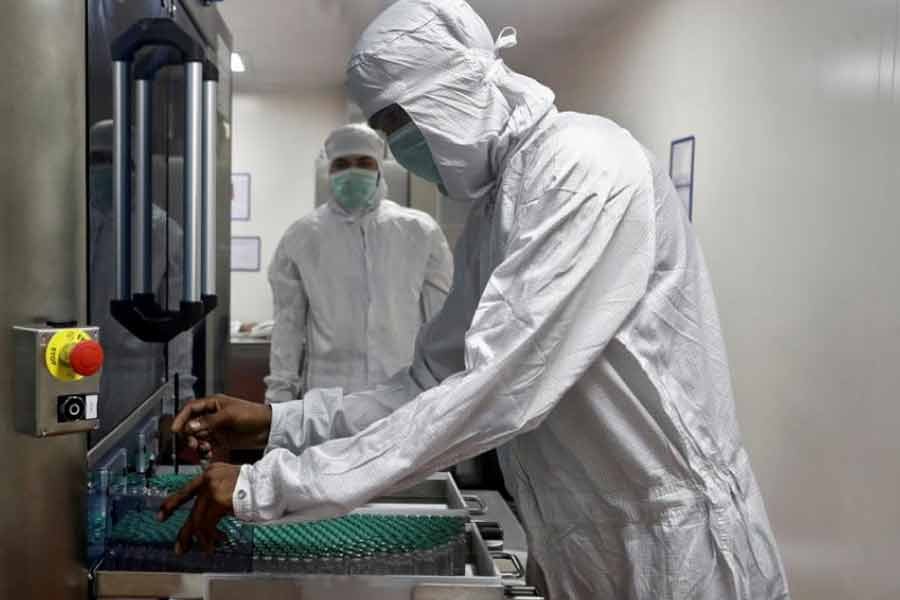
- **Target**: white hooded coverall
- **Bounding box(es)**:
[235,2,791,598]
[265,124,453,402]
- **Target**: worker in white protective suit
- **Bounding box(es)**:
[264,123,453,402]
[161,2,790,598]
[89,120,195,440]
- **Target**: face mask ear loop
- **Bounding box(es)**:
[487,26,518,80]
[366,165,382,210]
[494,26,518,52]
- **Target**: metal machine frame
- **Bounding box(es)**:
[1,3,91,597]
[0,2,232,598]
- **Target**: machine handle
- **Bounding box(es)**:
[491,551,525,580]
[463,493,487,516]
[111,19,205,303]
[109,19,218,342]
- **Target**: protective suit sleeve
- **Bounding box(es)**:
[233,157,656,522]
[420,225,453,322]
[264,368,428,454]
[264,237,309,404]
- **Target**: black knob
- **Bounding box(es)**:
[58,395,85,423]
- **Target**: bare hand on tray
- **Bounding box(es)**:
[171,394,272,458]
[157,462,240,555]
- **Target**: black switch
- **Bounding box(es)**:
[57,395,86,422]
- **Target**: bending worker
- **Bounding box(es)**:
[265,123,453,402]
[162,1,790,598]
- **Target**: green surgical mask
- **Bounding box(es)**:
[388,122,448,195]
[330,167,379,213]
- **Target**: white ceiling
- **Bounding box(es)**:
[218,0,623,93]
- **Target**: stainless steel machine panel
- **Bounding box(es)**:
[0,1,231,597]
[0,2,89,597]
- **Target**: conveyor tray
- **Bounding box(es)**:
[93,474,505,599]
[94,524,502,599]
[106,507,469,575]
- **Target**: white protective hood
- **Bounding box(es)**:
[323,122,388,216]
[347,0,555,203]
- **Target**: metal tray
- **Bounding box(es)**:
[93,474,501,599]
[93,523,501,599]
[356,471,469,516]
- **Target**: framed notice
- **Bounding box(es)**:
[231,236,261,272]
[231,173,251,221]
[669,136,695,220]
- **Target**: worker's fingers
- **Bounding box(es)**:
[175,501,202,555]
[157,474,205,521]
[182,410,230,439]
[193,496,217,555]
[172,398,220,433]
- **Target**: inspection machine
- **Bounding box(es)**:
[1,2,536,599]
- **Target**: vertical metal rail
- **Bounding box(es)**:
[133,79,153,293]
[202,77,218,296]
[183,61,203,303]
[113,60,132,301]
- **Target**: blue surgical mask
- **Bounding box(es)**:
[330,167,379,213]
[388,122,448,195]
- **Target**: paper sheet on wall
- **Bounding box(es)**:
[231,237,260,271]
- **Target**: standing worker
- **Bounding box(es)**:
[264,123,453,402]
[162,1,790,598]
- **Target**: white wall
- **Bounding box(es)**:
[526,1,900,598]
[230,88,347,323]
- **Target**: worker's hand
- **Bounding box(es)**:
[172,394,272,458]
[157,462,240,555]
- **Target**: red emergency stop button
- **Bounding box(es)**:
[68,340,104,376]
